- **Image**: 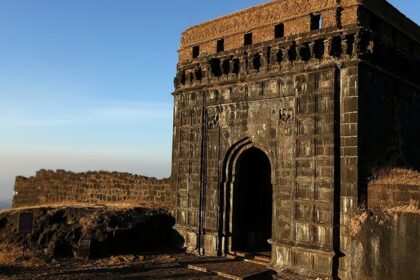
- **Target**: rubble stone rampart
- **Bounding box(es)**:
[368,184,420,210]
[12,169,172,208]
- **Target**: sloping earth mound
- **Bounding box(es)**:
[0,206,183,262]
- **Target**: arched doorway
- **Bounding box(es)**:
[232,147,272,254]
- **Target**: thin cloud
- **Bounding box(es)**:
[90,102,172,120]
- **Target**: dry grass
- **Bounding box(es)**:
[0,246,18,265]
[348,201,420,237]
[370,168,420,185]
[389,199,420,214]
[348,212,369,237]
[12,201,169,212]
[0,247,176,270]
[0,245,47,267]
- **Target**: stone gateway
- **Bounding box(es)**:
[171,0,420,279]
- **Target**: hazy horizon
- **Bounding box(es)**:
[0,0,419,204]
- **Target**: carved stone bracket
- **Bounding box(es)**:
[175,31,361,89]
[208,114,219,129]
[206,107,221,129]
[279,108,293,124]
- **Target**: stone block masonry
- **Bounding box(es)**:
[172,0,420,279]
[368,184,420,210]
[12,169,172,209]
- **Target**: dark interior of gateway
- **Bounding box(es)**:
[232,147,272,254]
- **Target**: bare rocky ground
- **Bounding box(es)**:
[0,206,224,279]
[0,206,181,259]
[0,206,319,279]
[0,252,318,280]
[0,253,226,280]
[0,206,215,279]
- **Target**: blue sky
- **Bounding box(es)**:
[0,0,419,204]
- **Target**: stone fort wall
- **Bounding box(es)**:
[12,170,172,208]
[172,0,420,278]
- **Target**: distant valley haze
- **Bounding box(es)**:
[0,200,11,209]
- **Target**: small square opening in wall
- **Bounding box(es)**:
[311,13,323,31]
[217,39,224,52]
[275,23,284,38]
[244,33,253,46]
[192,45,200,58]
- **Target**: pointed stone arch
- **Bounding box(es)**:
[218,138,273,255]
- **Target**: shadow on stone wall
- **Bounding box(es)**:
[346,211,420,280]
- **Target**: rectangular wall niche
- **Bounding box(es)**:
[192,45,200,58]
[311,13,323,30]
[217,39,225,52]
[244,33,253,46]
[275,23,284,38]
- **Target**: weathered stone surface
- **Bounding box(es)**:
[13,170,172,209]
[343,211,420,280]
[178,0,360,62]
[7,1,419,279]
[368,184,420,210]
[172,0,420,279]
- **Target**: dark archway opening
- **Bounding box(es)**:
[232,147,272,254]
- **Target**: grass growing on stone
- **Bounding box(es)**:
[370,168,420,185]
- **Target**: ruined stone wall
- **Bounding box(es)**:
[12,170,172,209]
[346,211,420,280]
[345,179,420,280]
[368,184,420,210]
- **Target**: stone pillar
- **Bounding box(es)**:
[296,45,304,61]
[271,46,279,66]
[341,38,349,58]
[338,65,360,280]
[281,47,289,63]
[309,41,316,60]
[324,38,332,59]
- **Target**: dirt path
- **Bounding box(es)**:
[0,254,224,280]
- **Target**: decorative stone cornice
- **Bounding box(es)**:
[174,28,373,91]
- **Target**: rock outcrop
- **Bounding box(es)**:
[0,206,182,260]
